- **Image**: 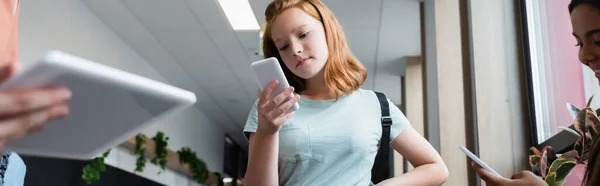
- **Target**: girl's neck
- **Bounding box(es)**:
[300,71,338,100]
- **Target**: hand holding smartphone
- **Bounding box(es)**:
[460,145,502,177]
[250,57,300,112]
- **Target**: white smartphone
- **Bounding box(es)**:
[459,145,502,177]
[250,57,299,112]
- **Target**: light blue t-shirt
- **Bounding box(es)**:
[0,152,26,186]
[244,89,410,186]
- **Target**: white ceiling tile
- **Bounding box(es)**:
[228,101,255,127]
[123,0,202,30]
[249,0,272,28]
[202,77,248,100]
[323,0,382,29]
[235,31,262,53]
[83,0,142,39]
[202,83,253,126]
[246,50,264,62]
[206,30,260,101]
[208,91,254,126]
[151,30,251,106]
[151,30,222,65]
[185,0,232,31]
[125,39,237,126]
[83,0,154,45]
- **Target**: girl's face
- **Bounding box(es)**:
[270,7,329,79]
[572,4,600,81]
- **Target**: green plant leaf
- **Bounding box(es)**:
[545,146,557,163]
[567,103,582,121]
[539,146,557,178]
[540,151,548,178]
[102,149,111,158]
[546,156,577,186]
[99,162,106,172]
[587,114,599,140]
[561,150,578,159]
[548,156,577,173]
[529,155,540,170]
[555,161,576,181]
[134,134,147,172]
[594,111,600,135]
[587,109,600,123]
[151,131,169,172]
[80,151,111,185]
[177,147,209,184]
[585,111,597,141]
[575,110,588,139]
[532,162,541,176]
[135,155,146,172]
[586,95,595,108]
[545,172,560,186]
[530,147,541,156]
[575,139,584,159]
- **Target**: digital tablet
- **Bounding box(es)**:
[0,50,197,160]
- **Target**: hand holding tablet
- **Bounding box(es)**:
[0,86,72,152]
[0,50,197,160]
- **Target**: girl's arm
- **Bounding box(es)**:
[243,131,280,186]
[376,126,449,186]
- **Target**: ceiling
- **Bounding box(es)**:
[82,0,420,149]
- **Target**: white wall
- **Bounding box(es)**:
[583,66,600,109]
[469,0,530,178]
[373,0,421,105]
[17,0,224,185]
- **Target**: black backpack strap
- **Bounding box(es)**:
[371,91,393,183]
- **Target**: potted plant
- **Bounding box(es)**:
[81,132,219,185]
[529,96,600,185]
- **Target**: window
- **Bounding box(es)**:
[521,0,600,147]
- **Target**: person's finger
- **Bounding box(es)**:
[0,87,71,117]
[269,94,299,118]
[281,111,296,121]
[511,172,522,179]
[0,66,11,83]
[273,111,296,127]
[511,171,534,179]
[0,102,69,140]
[272,86,294,107]
[0,110,48,141]
[472,162,508,185]
[258,80,278,108]
[27,103,69,134]
[0,62,20,83]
